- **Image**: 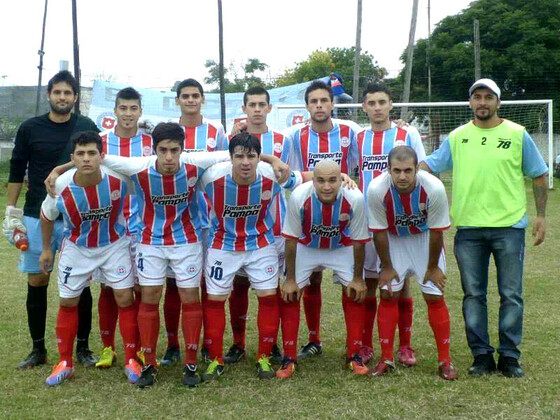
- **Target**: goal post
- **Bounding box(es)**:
[273,100,555,189]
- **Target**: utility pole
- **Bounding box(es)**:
[352,0,363,106]
[35,0,48,116]
[71,0,81,114]
[474,19,481,80]
[217,0,227,131]
[401,0,419,120]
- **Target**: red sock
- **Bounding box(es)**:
[280,299,300,360]
[302,280,322,343]
[118,304,139,361]
[98,287,118,350]
[201,277,209,348]
[163,280,181,349]
[377,298,399,361]
[229,280,250,348]
[56,305,79,367]
[398,296,414,349]
[182,302,203,365]
[257,295,280,358]
[203,299,225,362]
[362,296,377,348]
[342,293,365,358]
[133,290,141,350]
[138,303,160,366]
[427,298,451,363]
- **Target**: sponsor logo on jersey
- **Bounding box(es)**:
[362,154,388,171]
[151,191,190,206]
[310,224,340,238]
[183,148,206,153]
[307,151,343,168]
[394,213,427,227]
[81,205,113,221]
[222,204,262,218]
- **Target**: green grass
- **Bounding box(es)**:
[0,181,559,419]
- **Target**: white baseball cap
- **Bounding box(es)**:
[469,78,501,99]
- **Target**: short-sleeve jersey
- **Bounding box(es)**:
[102,151,229,246]
[357,124,426,193]
[282,182,370,249]
[200,162,298,252]
[367,170,450,237]
[41,167,129,247]
[290,120,360,175]
[100,128,153,235]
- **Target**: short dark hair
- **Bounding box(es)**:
[243,86,270,106]
[115,87,142,108]
[176,78,204,97]
[304,81,333,104]
[362,83,393,101]
[388,146,418,168]
[228,132,261,156]
[71,131,103,153]
[47,70,79,94]
[151,122,184,150]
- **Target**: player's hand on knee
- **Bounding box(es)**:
[281,278,300,303]
[44,171,60,197]
[347,277,367,303]
[39,250,53,275]
[341,173,357,190]
[424,266,446,292]
[2,206,26,245]
[379,267,399,297]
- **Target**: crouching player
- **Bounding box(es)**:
[199,132,301,381]
[279,159,369,378]
[367,146,458,380]
[39,131,139,386]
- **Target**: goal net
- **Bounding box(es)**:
[273,100,555,188]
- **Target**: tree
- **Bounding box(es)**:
[276,47,387,96]
[203,58,273,93]
[400,0,560,103]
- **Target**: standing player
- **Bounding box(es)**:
[95,87,152,368]
[4,71,98,369]
[200,132,300,381]
[289,81,361,359]
[160,78,227,366]
[223,86,292,364]
[279,160,369,378]
[39,132,139,386]
[357,84,427,366]
[367,146,458,380]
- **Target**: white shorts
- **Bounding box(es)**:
[58,236,134,299]
[136,242,203,288]
[166,229,208,279]
[295,244,354,288]
[93,234,138,285]
[364,239,378,277]
[379,230,445,296]
[236,236,286,278]
[205,245,279,296]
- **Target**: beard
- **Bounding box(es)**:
[475,107,497,121]
[49,100,74,115]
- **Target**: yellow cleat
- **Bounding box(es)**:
[95,347,116,368]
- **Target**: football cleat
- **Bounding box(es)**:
[124,358,142,384]
[347,354,370,376]
[370,359,396,377]
[182,364,202,387]
[201,346,211,364]
[76,348,98,368]
[136,349,160,368]
[438,361,459,381]
[136,364,158,388]
[298,342,323,360]
[96,347,116,368]
[358,345,374,365]
[18,348,47,370]
[276,357,297,379]
[270,344,283,364]
[223,344,246,364]
[158,347,181,367]
[256,355,276,379]
[45,361,74,386]
[397,346,417,367]
[497,356,524,378]
[202,359,224,382]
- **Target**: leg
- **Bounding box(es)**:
[302,270,323,348]
[396,278,416,367]
[255,288,280,379]
[20,273,50,369]
[341,287,368,376]
[76,286,94,364]
[227,274,250,354]
[178,286,203,387]
[361,276,378,364]
[98,285,118,351]
[163,277,181,351]
[137,286,163,367]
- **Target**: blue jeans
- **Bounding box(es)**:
[454,228,525,359]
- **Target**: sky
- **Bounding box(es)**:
[0,0,474,90]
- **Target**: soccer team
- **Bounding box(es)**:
[4,71,548,388]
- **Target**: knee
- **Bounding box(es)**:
[28,273,49,287]
[113,288,134,307]
[141,286,162,304]
[178,287,200,304]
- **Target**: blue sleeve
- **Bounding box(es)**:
[423,137,453,174]
[522,131,548,177]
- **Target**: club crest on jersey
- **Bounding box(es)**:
[187,265,197,274]
[286,109,309,126]
[222,204,261,218]
[143,146,152,156]
[207,137,217,149]
[265,265,275,274]
[340,136,350,147]
[339,213,350,221]
[307,152,343,169]
[111,190,121,201]
[96,112,116,130]
[274,142,283,154]
[188,177,198,187]
[116,266,126,275]
[395,140,406,147]
[261,190,272,201]
[310,224,340,238]
[362,154,388,171]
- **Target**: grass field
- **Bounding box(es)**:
[0,179,558,420]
